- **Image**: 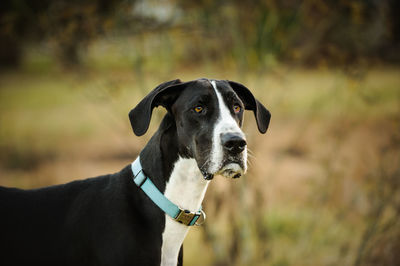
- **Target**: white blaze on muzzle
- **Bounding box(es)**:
[209,80,247,177]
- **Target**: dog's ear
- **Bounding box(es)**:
[129,79,185,136]
[228,80,271,133]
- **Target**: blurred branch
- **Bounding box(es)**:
[1,0,400,70]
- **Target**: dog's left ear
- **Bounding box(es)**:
[228,81,271,133]
[129,79,187,136]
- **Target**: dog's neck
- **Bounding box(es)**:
[164,157,209,211]
[139,114,179,191]
[139,113,210,266]
[161,157,209,266]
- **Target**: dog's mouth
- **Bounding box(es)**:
[201,171,215,180]
[217,162,245,179]
[200,161,245,180]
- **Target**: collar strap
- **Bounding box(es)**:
[131,157,205,226]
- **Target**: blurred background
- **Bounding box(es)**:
[0,0,399,265]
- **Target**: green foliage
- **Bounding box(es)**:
[1,0,399,69]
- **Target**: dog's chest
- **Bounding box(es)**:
[161,157,209,266]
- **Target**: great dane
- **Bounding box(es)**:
[0,78,270,266]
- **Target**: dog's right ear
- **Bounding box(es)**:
[129,79,185,136]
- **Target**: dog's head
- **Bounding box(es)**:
[129,78,270,180]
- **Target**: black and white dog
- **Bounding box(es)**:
[0,78,270,266]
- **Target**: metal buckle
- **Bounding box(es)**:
[175,210,197,226]
[175,209,206,226]
[194,210,206,226]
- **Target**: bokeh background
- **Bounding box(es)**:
[1,1,399,265]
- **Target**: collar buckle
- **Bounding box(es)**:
[175,209,200,226]
[175,209,206,226]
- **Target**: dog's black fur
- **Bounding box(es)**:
[0,117,183,265]
[0,78,270,266]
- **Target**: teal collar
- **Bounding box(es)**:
[131,157,205,226]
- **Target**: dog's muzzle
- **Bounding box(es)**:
[201,132,247,180]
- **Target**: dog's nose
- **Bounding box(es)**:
[221,133,247,154]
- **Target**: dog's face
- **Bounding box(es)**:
[171,79,247,179]
[129,78,270,180]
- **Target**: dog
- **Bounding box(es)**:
[0,78,270,266]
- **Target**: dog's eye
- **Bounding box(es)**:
[233,105,241,114]
[194,106,204,113]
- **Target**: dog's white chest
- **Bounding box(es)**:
[160,158,209,266]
